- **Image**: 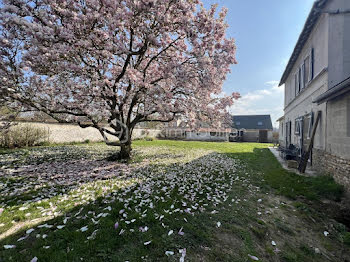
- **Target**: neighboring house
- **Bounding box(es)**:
[278,0,350,188]
[184,128,230,141]
[162,120,230,141]
[232,115,273,143]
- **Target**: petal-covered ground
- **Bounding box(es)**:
[0,141,349,262]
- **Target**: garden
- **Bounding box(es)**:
[0,140,349,261]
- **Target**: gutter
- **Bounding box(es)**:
[313,76,350,104]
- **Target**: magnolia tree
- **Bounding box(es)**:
[0,0,239,159]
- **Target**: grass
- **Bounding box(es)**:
[239,147,344,201]
[0,140,348,261]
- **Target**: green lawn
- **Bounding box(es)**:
[0,140,348,261]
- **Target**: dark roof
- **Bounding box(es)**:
[313,75,350,104]
[232,115,273,130]
[279,0,329,86]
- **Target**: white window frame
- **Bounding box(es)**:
[304,55,310,85]
[294,48,314,97]
[300,64,305,90]
[307,112,314,139]
[294,73,298,97]
[294,118,302,136]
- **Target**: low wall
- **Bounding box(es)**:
[185,131,229,142]
[313,148,350,190]
[13,122,162,143]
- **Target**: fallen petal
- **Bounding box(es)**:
[26,228,34,234]
[4,245,16,249]
[165,251,174,256]
[248,254,259,261]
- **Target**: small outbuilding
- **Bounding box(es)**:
[231,115,273,143]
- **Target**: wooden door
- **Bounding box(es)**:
[259,130,268,143]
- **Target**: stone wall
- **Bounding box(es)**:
[313,148,350,190]
[13,122,162,143]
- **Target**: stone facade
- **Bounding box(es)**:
[313,148,350,189]
[280,0,350,190]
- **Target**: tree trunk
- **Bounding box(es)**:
[119,142,132,160]
[106,132,132,161]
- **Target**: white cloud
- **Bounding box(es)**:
[230,81,284,127]
[265,80,279,86]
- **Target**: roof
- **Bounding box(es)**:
[276,116,285,122]
[279,0,330,86]
[313,75,350,104]
[232,115,273,130]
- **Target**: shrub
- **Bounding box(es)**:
[0,124,50,148]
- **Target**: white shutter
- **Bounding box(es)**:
[301,64,305,89]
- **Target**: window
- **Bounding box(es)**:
[286,121,292,146]
[294,48,314,98]
[257,121,263,126]
[301,64,305,89]
[210,132,216,136]
[298,68,301,93]
[304,56,310,84]
[236,121,240,125]
[307,112,314,139]
[310,48,314,80]
[294,119,301,135]
[294,73,298,97]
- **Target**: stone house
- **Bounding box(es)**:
[278,0,350,188]
[232,115,273,143]
[162,120,231,141]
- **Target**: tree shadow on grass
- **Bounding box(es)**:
[0,145,348,262]
[0,151,238,261]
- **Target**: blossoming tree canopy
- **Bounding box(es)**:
[0,0,240,159]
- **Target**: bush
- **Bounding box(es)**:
[0,124,50,148]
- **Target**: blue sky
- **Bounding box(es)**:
[202,0,315,127]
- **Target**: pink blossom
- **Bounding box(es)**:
[1,0,239,158]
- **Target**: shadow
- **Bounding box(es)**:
[0,144,116,168]
[0,144,348,261]
[0,149,239,261]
